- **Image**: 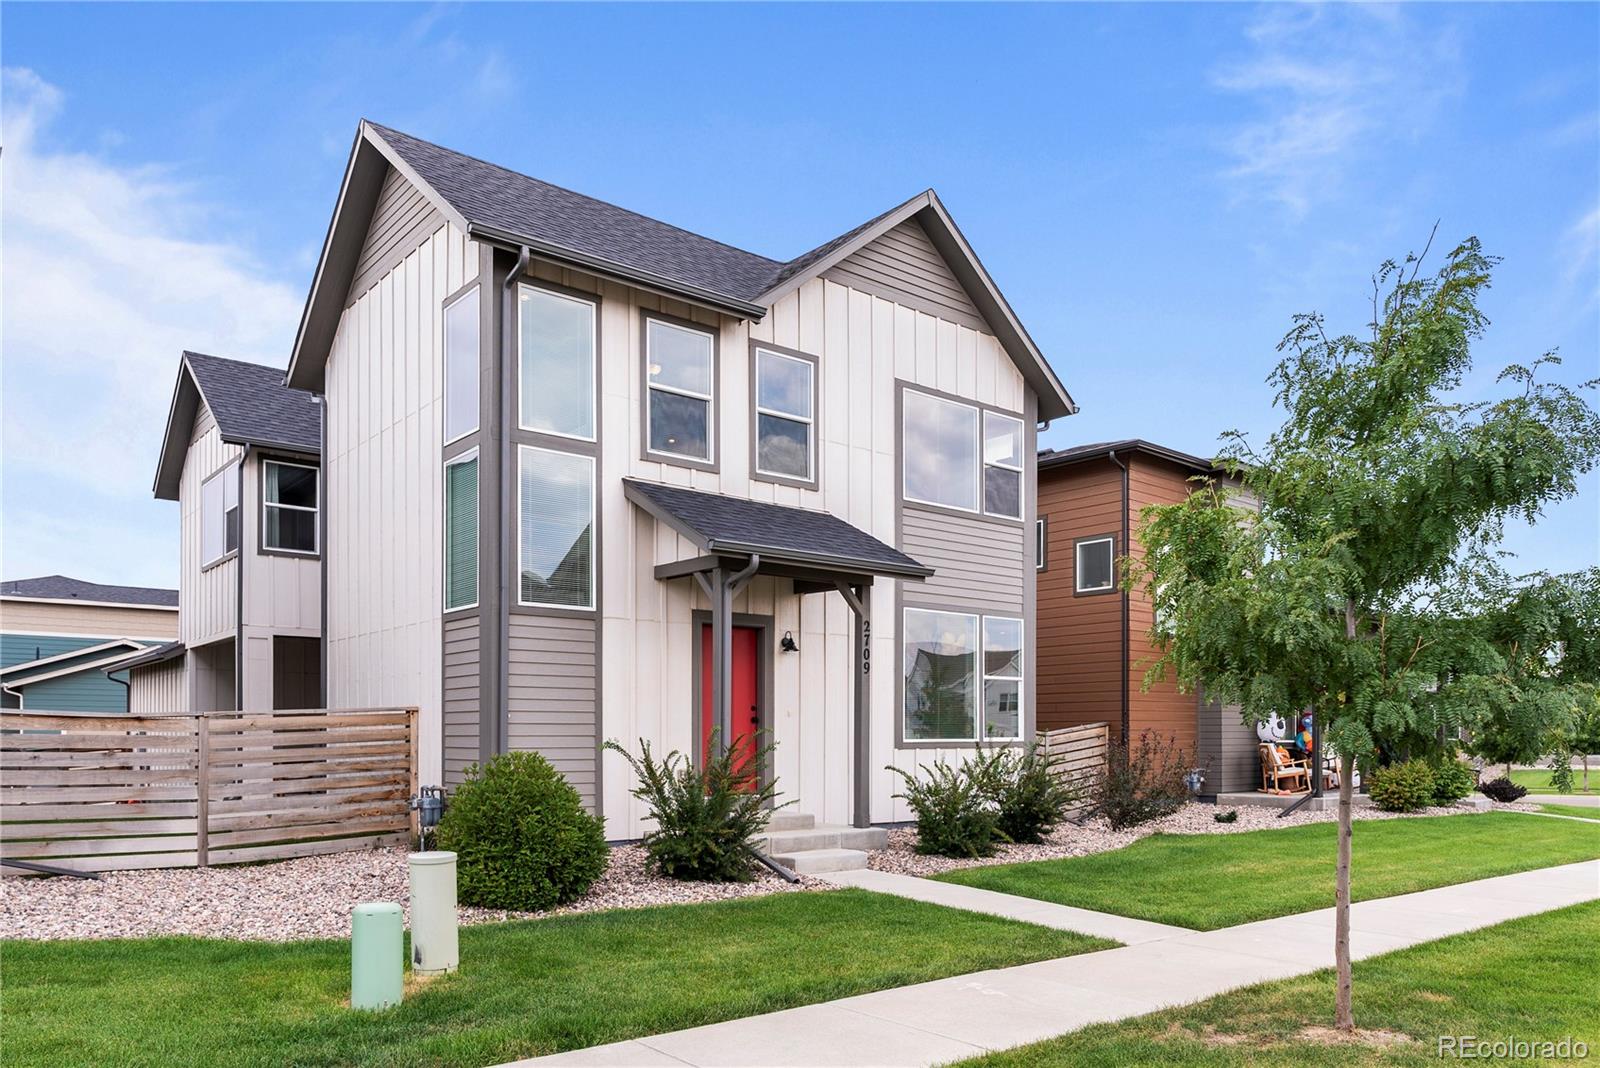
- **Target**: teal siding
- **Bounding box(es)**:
[2,633,107,670]
[2,633,141,713]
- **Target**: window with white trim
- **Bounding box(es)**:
[1075,536,1115,593]
[902,607,1025,743]
[1036,518,1047,571]
[646,317,715,463]
[754,347,814,481]
[262,460,318,554]
[902,388,1024,520]
[517,445,594,609]
[519,284,595,441]
[444,452,478,611]
[983,412,1023,519]
[201,462,240,565]
[444,286,480,444]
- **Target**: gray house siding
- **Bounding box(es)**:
[443,614,481,785]
[507,614,597,809]
[348,166,446,307]
[900,508,1026,615]
[1197,696,1260,795]
[823,219,986,332]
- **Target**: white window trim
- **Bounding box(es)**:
[902,388,981,515]
[261,459,320,555]
[443,285,481,447]
[516,444,596,612]
[1075,536,1116,594]
[753,347,815,481]
[443,448,480,612]
[901,606,1026,745]
[645,318,717,463]
[201,460,240,567]
[517,283,598,444]
[982,411,1025,520]
[1036,518,1047,571]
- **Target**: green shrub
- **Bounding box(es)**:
[1428,758,1475,806]
[435,751,608,911]
[970,743,1081,844]
[1548,748,1575,795]
[604,735,783,882]
[1214,809,1239,823]
[1478,776,1528,803]
[890,760,1006,858]
[1368,759,1436,812]
[1091,730,1196,830]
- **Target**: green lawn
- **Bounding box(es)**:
[962,900,1599,1067]
[936,812,1599,930]
[0,888,1111,1068]
[1541,803,1600,821]
[1509,767,1597,794]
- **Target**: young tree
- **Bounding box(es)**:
[1133,236,1600,1030]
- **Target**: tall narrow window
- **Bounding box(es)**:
[982,617,1024,740]
[1036,517,1048,571]
[902,390,979,511]
[645,317,714,463]
[983,412,1024,519]
[444,453,478,611]
[201,462,240,565]
[262,460,319,554]
[519,285,595,440]
[444,286,480,444]
[754,347,814,482]
[518,445,594,609]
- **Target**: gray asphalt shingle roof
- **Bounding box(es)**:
[0,575,179,608]
[185,352,321,453]
[1038,439,1220,474]
[622,479,932,579]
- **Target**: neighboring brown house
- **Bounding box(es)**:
[1036,439,1259,795]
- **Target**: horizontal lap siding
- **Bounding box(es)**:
[0,605,177,643]
[442,616,479,785]
[508,615,597,809]
[822,219,986,331]
[901,508,1025,615]
[348,167,446,306]
[1126,457,1202,754]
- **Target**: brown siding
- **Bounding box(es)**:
[1125,455,1200,754]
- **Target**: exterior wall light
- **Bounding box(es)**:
[779,631,799,653]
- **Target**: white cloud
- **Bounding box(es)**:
[1562,203,1600,302]
[1212,5,1464,217]
[1,67,301,584]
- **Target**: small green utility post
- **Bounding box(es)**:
[351,902,403,1010]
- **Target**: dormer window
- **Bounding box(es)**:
[263,460,319,555]
[644,314,716,467]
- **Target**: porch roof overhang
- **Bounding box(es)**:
[623,478,933,584]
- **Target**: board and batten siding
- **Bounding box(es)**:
[130,657,188,714]
[508,615,597,808]
[179,402,243,649]
[324,197,478,785]
[240,456,321,636]
[442,615,480,785]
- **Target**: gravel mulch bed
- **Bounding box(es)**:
[0,845,813,943]
[869,800,1518,878]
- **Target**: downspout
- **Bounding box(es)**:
[315,393,328,708]
[235,447,247,711]
[1107,449,1130,746]
[498,245,531,759]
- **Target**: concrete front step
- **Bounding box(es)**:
[763,811,816,832]
[770,847,869,874]
[753,824,887,855]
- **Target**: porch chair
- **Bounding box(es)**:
[1259,743,1311,794]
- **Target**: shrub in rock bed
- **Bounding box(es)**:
[435,751,608,911]
[605,735,783,882]
[1428,758,1476,806]
[890,760,1007,858]
[1477,776,1528,803]
[1368,759,1436,812]
[1090,730,1196,830]
[972,742,1083,844]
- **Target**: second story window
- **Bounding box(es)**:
[201,461,240,565]
[443,286,480,444]
[645,316,715,464]
[262,460,319,554]
[519,284,596,441]
[1075,535,1116,594]
[754,347,815,483]
[983,412,1024,519]
[902,387,1025,521]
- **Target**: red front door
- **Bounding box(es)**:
[700,624,760,790]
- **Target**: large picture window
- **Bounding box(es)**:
[444,452,478,611]
[201,462,240,565]
[902,390,979,512]
[519,285,595,441]
[517,445,594,609]
[444,286,480,444]
[645,316,715,463]
[903,608,1025,743]
[262,460,318,554]
[754,347,814,482]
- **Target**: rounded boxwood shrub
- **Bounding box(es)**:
[1429,759,1475,806]
[1368,759,1436,812]
[435,751,608,911]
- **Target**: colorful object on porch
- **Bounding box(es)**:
[350,901,403,1011]
[1258,742,1311,794]
[1297,713,1315,754]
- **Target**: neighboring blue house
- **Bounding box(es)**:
[0,576,180,712]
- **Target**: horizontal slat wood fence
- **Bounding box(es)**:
[1040,722,1109,816]
[1,708,417,874]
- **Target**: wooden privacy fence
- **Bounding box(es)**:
[1,708,417,874]
[1040,721,1110,815]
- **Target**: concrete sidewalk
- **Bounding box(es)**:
[512,860,1599,1068]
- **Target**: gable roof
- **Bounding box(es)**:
[287,122,1075,419]
[1,639,149,684]
[152,352,321,500]
[1038,439,1222,476]
[622,479,932,580]
[1,575,178,609]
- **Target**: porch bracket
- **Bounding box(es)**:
[835,579,872,829]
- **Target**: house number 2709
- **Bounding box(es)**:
[861,620,871,673]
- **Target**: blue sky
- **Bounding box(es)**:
[2,2,1596,589]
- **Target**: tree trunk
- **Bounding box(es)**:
[1335,749,1355,1030]
[1583,754,1589,793]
